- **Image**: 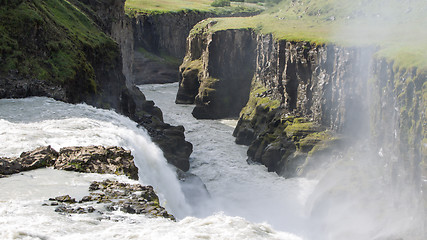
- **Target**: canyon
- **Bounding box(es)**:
[0,0,425,238]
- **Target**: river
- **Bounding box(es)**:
[0,84,311,240]
[0,83,420,240]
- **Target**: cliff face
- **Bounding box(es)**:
[237,36,374,177]
[0,0,126,110]
[177,22,426,234]
[176,21,257,118]
[129,10,261,85]
[370,60,427,222]
[177,24,371,176]
[130,11,209,85]
[0,0,192,172]
[65,0,194,172]
[177,22,426,182]
[245,34,372,134]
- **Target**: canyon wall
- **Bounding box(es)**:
[0,0,192,172]
[177,21,426,182]
[177,21,426,235]
[176,21,257,118]
[177,23,371,176]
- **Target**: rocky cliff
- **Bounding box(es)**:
[128,9,261,85]
[370,59,427,224]
[177,20,426,235]
[0,0,126,110]
[0,0,192,172]
[177,21,426,181]
[176,20,257,118]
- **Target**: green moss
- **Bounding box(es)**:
[240,80,280,121]
[69,162,84,171]
[285,121,317,139]
[0,0,118,94]
[305,131,340,156]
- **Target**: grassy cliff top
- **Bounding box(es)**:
[198,0,427,70]
[125,0,263,15]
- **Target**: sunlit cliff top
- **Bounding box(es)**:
[124,0,263,15]
[194,0,427,70]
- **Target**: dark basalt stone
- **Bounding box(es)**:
[47,179,175,221]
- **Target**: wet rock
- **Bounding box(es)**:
[0,146,139,179]
[53,195,76,204]
[46,179,175,221]
[81,196,92,202]
[0,146,58,175]
[54,146,139,180]
[122,86,193,172]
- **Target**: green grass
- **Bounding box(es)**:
[0,0,118,93]
[196,0,427,69]
[125,0,263,15]
[126,0,214,12]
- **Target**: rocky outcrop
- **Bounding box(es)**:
[176,22,372,176]
[0,146,58,176]
[130,9,261,85]
[46,179,175,220]
[176,21,257,118]
[68,0,135,86]
[0,0,193,172]
[121,86,193,171]
[0,0,129,111]
[234,37,373,177]
[0,146,138,180]
[69,0,194,171]
[178,21,426,213]
[54,146,138,180]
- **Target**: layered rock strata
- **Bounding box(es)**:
[176,22,369,176]
[177,22,425,182]
[176,21,257,118]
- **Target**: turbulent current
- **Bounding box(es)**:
[0,84,312,240]
[1,83,419,240]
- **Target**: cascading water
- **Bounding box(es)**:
[0,97,191,218]
[0,96,306,239]
[0,84,421,239]
[139,83,318,236]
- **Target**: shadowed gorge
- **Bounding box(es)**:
[0,0,426,239]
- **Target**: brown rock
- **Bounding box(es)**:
[54,146,139,180]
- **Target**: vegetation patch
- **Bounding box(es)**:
[202,0,427,69]
[125,0,263,16]
[0,0,119,96]
[240,80,280,121]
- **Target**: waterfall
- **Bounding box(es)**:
[0,97,191,218]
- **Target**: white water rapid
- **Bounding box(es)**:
[0,94,308,239]
[1,83,418,239]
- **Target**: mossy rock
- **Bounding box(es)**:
[0,0,122,106]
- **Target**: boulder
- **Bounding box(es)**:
[0,146,58,175]
[0,146,138,180]
[54,146,139,180]
[47,179,175,220]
